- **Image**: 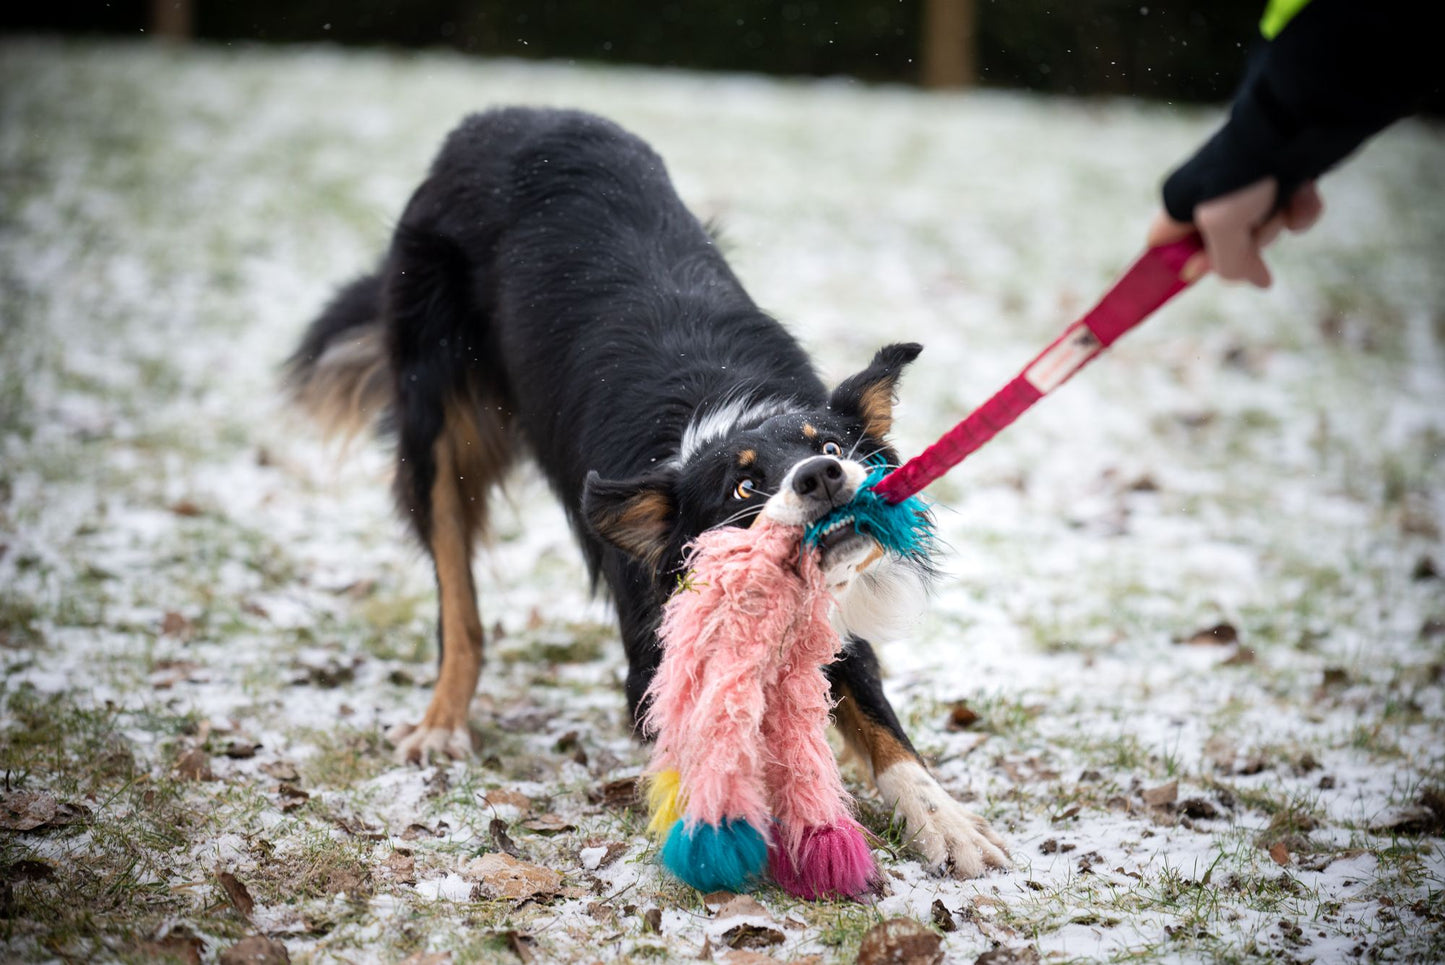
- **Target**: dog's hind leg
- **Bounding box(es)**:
[383,221,512,764]
[827,637,1010,878]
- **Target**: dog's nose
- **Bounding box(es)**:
[791,456,847,504]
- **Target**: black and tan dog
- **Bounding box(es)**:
[287,107,1007,877]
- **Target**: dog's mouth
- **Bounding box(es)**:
[809,507,881,580]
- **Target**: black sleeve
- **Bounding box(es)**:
[1162,0,1440,223]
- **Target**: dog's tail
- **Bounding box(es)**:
[284,271,392,444]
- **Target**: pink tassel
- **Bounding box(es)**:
[769,822,876,900]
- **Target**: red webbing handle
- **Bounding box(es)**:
[874,236,1204,504]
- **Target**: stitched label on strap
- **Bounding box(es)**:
[1025,326,1101,393]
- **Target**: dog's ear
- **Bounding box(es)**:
[829,342,922,440]
[583,470,676,569]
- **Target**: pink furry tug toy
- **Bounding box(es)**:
[643,237,1204,900]
[643,514,877,899]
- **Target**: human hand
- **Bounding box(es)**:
[1148,178,1324,288]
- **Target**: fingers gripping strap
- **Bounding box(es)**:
[874,237,1203,504]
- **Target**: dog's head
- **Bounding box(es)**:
[584,342,930,639]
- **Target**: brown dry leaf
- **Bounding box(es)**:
[945,701,980,731]
[276,785,309,812]
[1141,781,1178,808]
[483,788,533,813]
[384,850,417,884]
[974,947,1041,965]
[713,894,771,921]
[160,611,196,640]
[174,748,213,781]
[490,818,522,858]
[521,813,575,835]
[139,933,203,965]
[464,852,563,901]
[169,499,203,517]
[504,932,536,964]
[217,870,255,919]
[1181,623,1239,646]
[260,762,300,783]
[218,934,290,964]
[1,790,59,831]
[1268,842,1291,867]
[224,740,260,760]
[723,952,779,965]
[588,776,639,809]
[930,899,957,933]
[702,891,737,909]
[856,918,943,965]
[641,907,663,933]
[722,923,784,950]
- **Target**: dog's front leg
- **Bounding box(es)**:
[828,638,1009,878]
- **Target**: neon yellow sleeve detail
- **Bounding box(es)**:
[1260,0,1314,40]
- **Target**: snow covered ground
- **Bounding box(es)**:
[2,38,1442,963]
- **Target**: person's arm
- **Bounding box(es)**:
[1151,0,1436,287]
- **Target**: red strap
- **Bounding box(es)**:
[874,236,1203,504]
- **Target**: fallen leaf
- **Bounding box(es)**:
[464,852,563,901]
[217,870,254,919]
[1141,781,1178,808]
[3,858,54,880]
[224,740,260,759]
[384,850,416,884]
[491,818,522,858]
[713,894,771,921]
[138,931,204,965]
[930,899,957,933]
[642,907,662,933]
[1183,623,1238,646]
[260,762,300,783]
[974,947,1041,965]
[174,748,213,781]
[588,776,638,810]
[945,701,980,730]
[857,919,942,964]
[483,788,533,813]
[218,935,290,964]
[1179,798,1220,820]
[504,931,536,964]
[276,785,309,812]
[702,891,737,909]
[1268,842,1291,867]
[723,952,779,965]
[169,499,203,517]
[722,923,784,950]
[1,790,58,831]
[521,813,575,835]
[160,611,195,640]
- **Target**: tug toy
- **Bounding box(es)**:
[644,514,876,898]
[644,238,1203,898]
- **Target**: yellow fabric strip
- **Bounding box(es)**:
[645,769,685,838]
[1260,0,1314,39]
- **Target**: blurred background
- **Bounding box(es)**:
[4,0,1273,103]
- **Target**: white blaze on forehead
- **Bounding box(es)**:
[673,395,800,467]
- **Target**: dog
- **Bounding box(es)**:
[286,107,1007,878]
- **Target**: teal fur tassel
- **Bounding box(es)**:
[804,466,934,559]
[660,819,769,894]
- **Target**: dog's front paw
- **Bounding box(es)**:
[875,760,1010,878]
[386,720,474,764]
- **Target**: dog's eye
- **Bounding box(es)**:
[822,441,843,457]
[733,478,756,499]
